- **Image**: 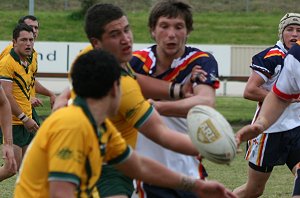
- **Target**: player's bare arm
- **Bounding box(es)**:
[1,80,39,133]
[235,91,290,146]
[243,71,269,102]
[52,87,71,112]
[136,65,207,101]
[115,150,237,198]
[49,181,76,198]
[0,83,17,173]
[151,84,215,117]
[139,109,199,156]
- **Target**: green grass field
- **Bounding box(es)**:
[0,96,294,197]
[0,10,286,45]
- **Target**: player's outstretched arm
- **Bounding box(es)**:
[235,91,290,146]
[52,87,71,112]
[49,181,76,198]
[139,109,199,156]
[151,84,215,117]
[136,73,168,99]
[136,66,207,100]
[115,150,237,198]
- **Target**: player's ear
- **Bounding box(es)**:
[110,81,121,98]
[150,28,156,40]
[90,37,102,49]
[12,39,17,46]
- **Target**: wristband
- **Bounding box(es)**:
[18,112,29,122]
[170,82,184,99]
[17,112,25,120]
[21,116,29,123]
[179,84,184,99]
[173,83,181,99]
[169,82,176,99]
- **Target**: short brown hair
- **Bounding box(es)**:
[148,0,193,33]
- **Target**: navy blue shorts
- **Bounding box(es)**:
[246,126,300,173]
[137,181,198,198]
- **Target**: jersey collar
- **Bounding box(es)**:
[73,96,106,138]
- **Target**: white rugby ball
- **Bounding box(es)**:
[187,105,237,164]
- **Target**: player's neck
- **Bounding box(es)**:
[14,50,28,63]
[85,98,109,126]
[156,46,185,70]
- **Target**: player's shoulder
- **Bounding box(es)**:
[288,41,300,60]
[78,45,93,57]
[120,73,140,92]
[133,46,152,54]
[132,46,154,61]
[0,43,13,59]
[255,42,286,60]
[104,118,119,134]
[0,52,16,68]
[185,45,210,56]
[184,46,217,64]
[48,105,88,125]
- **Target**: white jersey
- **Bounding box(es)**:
[273,41,300,99]
[130,45,219,178]
[250,41,300,133]
[136,117,200,177]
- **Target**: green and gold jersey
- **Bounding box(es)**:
[0,43,38,97]
[110,67,154,148]
[0,43,13,60]
[14,97,131,198]
[71,46,154,148]
[0,49,37,124]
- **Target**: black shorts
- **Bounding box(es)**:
[136,181,198,198]
[246,126,300,172]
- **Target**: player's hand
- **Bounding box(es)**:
[52,88,71,112]
[235,123,264,148]
[31,97,43,107]
[190,66,207,85]
[182,66,207,98]
[49,93,56,109]
[193,180,237,198]
[23,118,39,133]
[2,144,17,173]
[147,98,162,113]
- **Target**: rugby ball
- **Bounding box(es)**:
[187,105,237,164]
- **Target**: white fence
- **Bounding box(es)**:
[0,41,268,95]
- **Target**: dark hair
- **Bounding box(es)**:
[84,3,126,40]
[71,49,121,99]
[13,23,34,40]
[18,15,39,26]
[148,0,193,33]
